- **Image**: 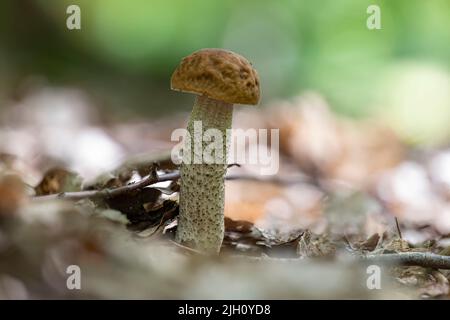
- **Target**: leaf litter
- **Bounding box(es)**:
[1,88,450,298]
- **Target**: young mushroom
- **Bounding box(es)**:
[171,48,260,253]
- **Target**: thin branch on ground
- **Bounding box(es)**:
[32,170,310,202]
[33,171,180,202]
[228,252,450,270]
[362,252,450,269]
[395,217,403,239]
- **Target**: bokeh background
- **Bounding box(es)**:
[1,0,449,124]
[0,0,449,175]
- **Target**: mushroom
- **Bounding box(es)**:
[171,48,260,253]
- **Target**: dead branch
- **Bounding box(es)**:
[33,171,180,202]
[228,252,450,270]
[33,170,310,202]
[395,217,403,239]
[362,252,450,269]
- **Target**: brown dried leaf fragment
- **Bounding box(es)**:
[353,233,380,252]
[35,167,82,196]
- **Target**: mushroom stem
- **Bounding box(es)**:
[176,95,233,253]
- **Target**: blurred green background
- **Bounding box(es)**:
[0,0,449,143]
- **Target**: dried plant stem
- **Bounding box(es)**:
[32,170,310,202]
[32,171,179,202]
[362,252,450,269]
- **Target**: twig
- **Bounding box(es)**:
[33,171,310,202]
[33,171,180,202]
[228,252,450,270]
[395,217,403,239]
[362,252,450,269]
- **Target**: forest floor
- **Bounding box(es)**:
[1,88,449,299]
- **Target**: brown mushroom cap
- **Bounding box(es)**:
[171,48,260,105]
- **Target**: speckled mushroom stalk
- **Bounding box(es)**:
[176,95,233,252]
[171,49,260,253]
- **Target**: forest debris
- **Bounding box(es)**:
[364,252,450,269]
[32,170,179,202]
[106,187,161,217]
[224,217,255,234]
[382,237,410,253]
[2,90,450,298]
[418,270,449,298]
[35,167,82,196]
[351,233,380,252]
[126,200,178,234]
[222,217,267,254]
[33,169,312,203]
[439,246,450,256]
[392,266,449,298]
[83,172,128,191]
[296,230,336,258]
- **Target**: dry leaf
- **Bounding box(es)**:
[35,167,82,195]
